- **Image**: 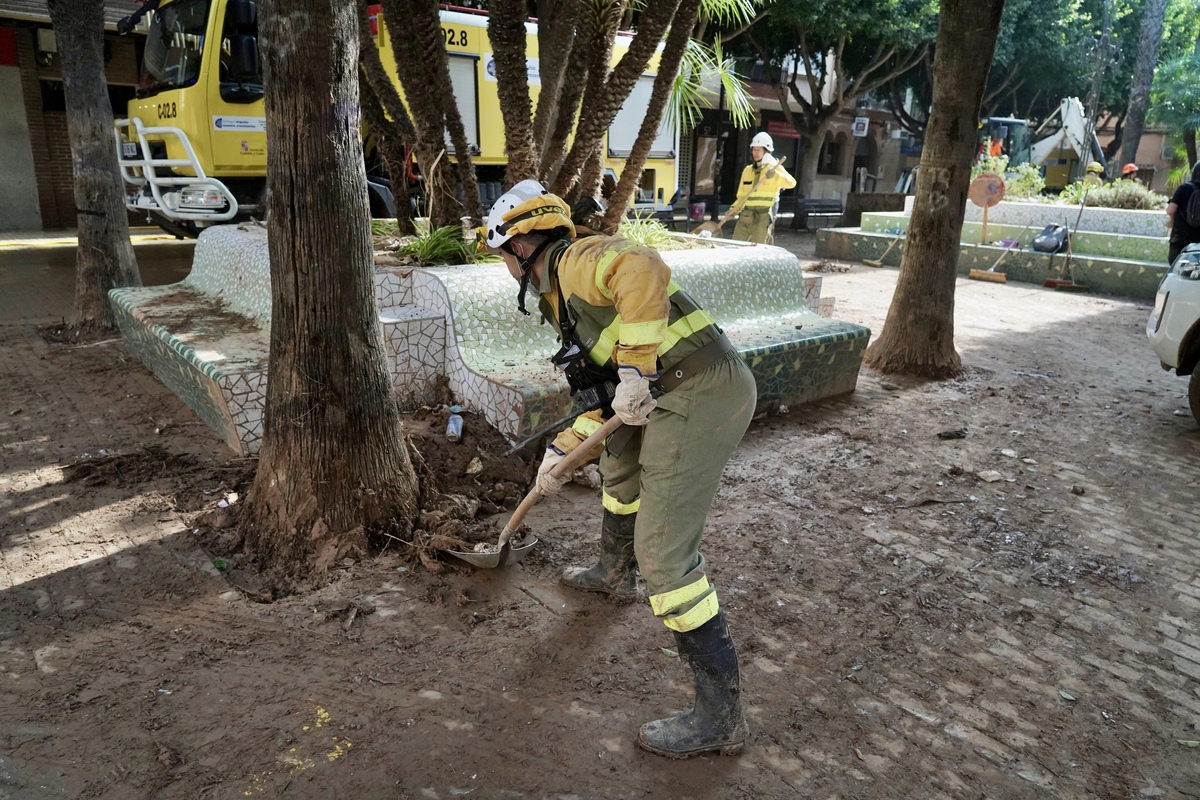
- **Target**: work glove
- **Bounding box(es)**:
[535,446,568,496]
[611,367,657,426]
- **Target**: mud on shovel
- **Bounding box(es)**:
[449,416,624,568]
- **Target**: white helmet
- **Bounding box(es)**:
[485,179,552,249]
[751,131,774,152]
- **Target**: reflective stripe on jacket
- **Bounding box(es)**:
[736,156,797,209]
[538,236,720,456]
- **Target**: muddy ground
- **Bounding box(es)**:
[2,233,1200,799]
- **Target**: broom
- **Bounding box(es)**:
[968,223,1032,284]
[864,231,904,267]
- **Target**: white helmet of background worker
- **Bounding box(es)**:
[750,131,774,153]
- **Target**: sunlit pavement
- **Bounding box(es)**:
[0,229,194,325]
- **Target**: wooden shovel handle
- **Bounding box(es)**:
[497,415,625,547]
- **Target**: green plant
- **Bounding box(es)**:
[371,219,400,236]
[1058,178,1169,210]
[399,225,480,265]
[971,144,1009,180]
[1003,162,1046,198]
[618,214,677,249]
[972,145,1044,198]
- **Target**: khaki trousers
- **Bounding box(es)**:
[599,352,757,598]
[732,205,776,244]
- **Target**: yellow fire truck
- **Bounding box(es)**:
[115,0,679,236]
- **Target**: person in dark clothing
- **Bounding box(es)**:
[1166,162,1200,265]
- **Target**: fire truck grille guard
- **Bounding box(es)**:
[114,117,239,223]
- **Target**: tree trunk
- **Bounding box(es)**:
[1103,112,1124,161]
[46,0,141,334]
[863,0,1007,379]
[551,0,681,199]
[1120,0,1168,168]
[602,0,703,230]
[540,29,589,181]
[381,0,460,229]
[798,119,830,201]
[531,0,579,167]
[489,0,540,185]
[357,0,417,233]
[575,140,607,206]
[243,0,419,591]
[359,72,416,234]
[1186,129,1197,167]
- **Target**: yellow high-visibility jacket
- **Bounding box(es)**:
[735,155,797,210]
[536,236,720,457]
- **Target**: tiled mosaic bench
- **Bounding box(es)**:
[388,245,867,444]
[111,226,869,455]
[815,203,1172,301]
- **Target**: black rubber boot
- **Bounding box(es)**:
[561,510,637,600]
[637,610,749,758]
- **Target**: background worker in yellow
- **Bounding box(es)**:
[484,180,758,758]
[732,132,796,244]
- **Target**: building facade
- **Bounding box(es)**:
[0,1,142,232]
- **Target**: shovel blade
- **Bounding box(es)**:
[448,536,539,568]
[690,221,723,236]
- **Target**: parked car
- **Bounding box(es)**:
[1147,243,1200,423]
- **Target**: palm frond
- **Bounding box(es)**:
[665,39,755,134]
[699,0,758,26]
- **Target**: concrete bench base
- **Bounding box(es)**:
[112,227,870,454]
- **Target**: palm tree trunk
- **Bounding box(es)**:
[540,32,589,181]
[243,0,419,591]
[1120,0,1168,168]
[551,0,681,199]
[46,0,141,334]
[489,0,540,185]
[381,0,460,229]
[602,0,703,230]
[531,0,579,165]
[863,0,1007,379]
[359,72,416,234]
[1186,129,1197,166]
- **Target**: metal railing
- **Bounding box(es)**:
[114,117,239,223]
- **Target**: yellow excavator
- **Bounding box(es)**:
[114,0,679,237]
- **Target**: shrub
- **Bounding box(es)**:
[399,224,480,265]
[1004,162,1045,198]
[618,214,676,249]
[1059,178,1169,210]
[970,146,1044,199]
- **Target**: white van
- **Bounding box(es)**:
[1148,242,1200,423]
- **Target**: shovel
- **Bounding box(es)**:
[691,157,786,238]
[448,415,624,568]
